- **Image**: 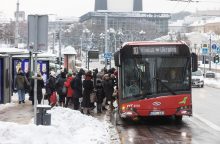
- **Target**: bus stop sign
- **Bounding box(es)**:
[202,48,208,55]
[104,52,112,59]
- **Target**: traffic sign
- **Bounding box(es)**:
[202,48,208,55]
[104,52,112,58]
[217,47,220,53]
[212,44,217,50]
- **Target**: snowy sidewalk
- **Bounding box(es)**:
[0,101,33,124]
[0,96,120,144]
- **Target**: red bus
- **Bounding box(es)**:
[114,41,197,121]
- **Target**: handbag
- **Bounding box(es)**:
[50,92,57,105]
[90,90,97,103]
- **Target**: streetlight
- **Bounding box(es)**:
[58,19,62,69]
[108,28,117,53]
[139,30,146,41]
[117,30,124,45]
[99,33,105,53]
[82,28,90,68]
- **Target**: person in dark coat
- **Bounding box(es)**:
[82,71,94,115]
[73,68,85,110]
[96,79,104,113]
[56,72,67,107]
[45,71,56,105]
[29,73,45,105]
[102,73,114,110]
[15,68,29,104]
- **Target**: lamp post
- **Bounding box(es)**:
[108,28,117,53]
[99,33,105,53]
[139,30,146,41]
[58,19,63,69]
[82,28,90,68]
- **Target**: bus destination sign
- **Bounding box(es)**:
[133,46,178,55]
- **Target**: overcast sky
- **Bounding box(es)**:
[1,0,220,19]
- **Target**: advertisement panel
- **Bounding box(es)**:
[12,59,49,90]
[0,58,3,103]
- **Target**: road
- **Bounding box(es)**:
[113,86,220,144]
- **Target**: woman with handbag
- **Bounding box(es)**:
[82,71,94,115]
[55,72,67,107]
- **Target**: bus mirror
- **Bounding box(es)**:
[114,51,121,67]
[191,53,198,72]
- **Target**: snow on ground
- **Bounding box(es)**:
[0,106,119,144]
[0,93,120,144]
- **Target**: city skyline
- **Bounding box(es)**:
[0,0,220,19]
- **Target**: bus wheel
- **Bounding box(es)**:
[175,115,183,122]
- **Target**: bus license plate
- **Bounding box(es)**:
[149,111,164,116]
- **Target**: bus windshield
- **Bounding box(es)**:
[122,56,190,99]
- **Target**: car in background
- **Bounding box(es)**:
[192,69,204,88]
[205,71,216,78]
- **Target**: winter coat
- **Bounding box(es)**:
[45,76,56,95]
[96,83,104,104]
[64,76,74,97]
[56,76,66,96]
[15,73,29,90]
[82,78,94,108]
[29,77,44,100]
[102,78,114,101]
[74,74,83,98]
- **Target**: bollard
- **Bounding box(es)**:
[36,105,51,125]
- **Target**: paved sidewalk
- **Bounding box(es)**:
[0,100,34,124]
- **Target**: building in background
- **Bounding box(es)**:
[80,11,170,53]
[95,0,142,11]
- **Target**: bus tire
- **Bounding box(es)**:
[175,115,183,122]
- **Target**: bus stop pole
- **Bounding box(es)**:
[34,53,38,124]
[33,15,38,125]
[104,13,108,68]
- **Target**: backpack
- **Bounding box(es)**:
[70,78,76,89]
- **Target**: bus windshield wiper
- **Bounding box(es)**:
[154,77,177,95]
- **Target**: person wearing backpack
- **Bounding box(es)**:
[55,71,67,107]
[64,71,74,108]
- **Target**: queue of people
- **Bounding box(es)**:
[15,67,118,116]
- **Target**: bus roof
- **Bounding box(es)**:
[121,41,187,48]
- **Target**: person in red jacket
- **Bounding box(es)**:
[64,71,74,108]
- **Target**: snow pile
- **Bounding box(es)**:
[204,78,220,89]
[0,107,112,144]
